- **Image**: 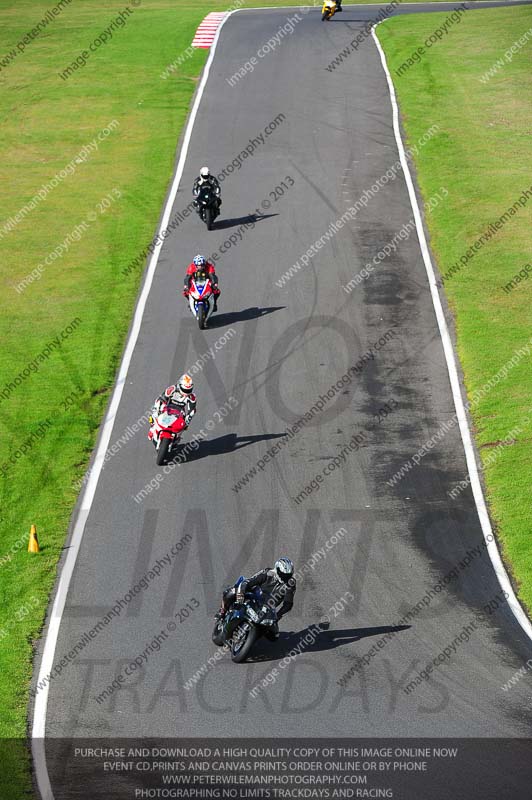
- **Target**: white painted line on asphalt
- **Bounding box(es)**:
[244,1,527,9]
[372,22,532,644]
[31,10,236,800]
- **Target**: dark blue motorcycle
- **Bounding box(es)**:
[212,578,278,663]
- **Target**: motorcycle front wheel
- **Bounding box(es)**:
[205,207,213,230]
[156,438,171,466]
[230,623,257,663]
[212,620,224,646]
[197,304,206,329]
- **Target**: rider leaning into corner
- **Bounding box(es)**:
[193,166,222,209]
[150,373,197,432]
[217,558,296,640]
[183,254,221,312]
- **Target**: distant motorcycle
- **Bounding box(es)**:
[212,580,278,663]
[321,0,337,20]
[186,273,215,329]
[148,405,186,465]
[195,185,220,230]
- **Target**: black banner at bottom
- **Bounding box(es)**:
[29,738,532,799]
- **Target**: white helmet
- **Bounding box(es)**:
[200,166,210,177]
[178,374,194,395]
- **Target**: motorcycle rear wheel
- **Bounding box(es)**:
[230,623,257,663]
[156,438,171,466]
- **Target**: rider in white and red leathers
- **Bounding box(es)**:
[151,374,196,431]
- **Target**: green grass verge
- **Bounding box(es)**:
[377,6,532,605]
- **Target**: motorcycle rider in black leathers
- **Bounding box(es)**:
[217,558,296,640]
[193,166,221,211]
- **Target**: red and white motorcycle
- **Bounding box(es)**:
[148,404,187,465]
[186,274,215,329]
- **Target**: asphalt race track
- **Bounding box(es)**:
[33,2,532,796]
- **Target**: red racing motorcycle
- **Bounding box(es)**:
[148,405,187,465]
[186,273,215,330]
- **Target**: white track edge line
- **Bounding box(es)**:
[243,1,526,8]
[371,22,532,643]
[31,11,236,800]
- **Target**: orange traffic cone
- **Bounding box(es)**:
[28,524,40,554]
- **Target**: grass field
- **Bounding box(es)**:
[377,6,532,605]
[0,0,529,795]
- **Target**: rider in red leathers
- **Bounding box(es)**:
[183,254,220,312]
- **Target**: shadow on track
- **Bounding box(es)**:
[250,624,411,662]
[209,305,285,328]
[176,432,285,463]
[212,212,278,230]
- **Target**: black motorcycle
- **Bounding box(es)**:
[195,185,220,230]
[212,583,278,663]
